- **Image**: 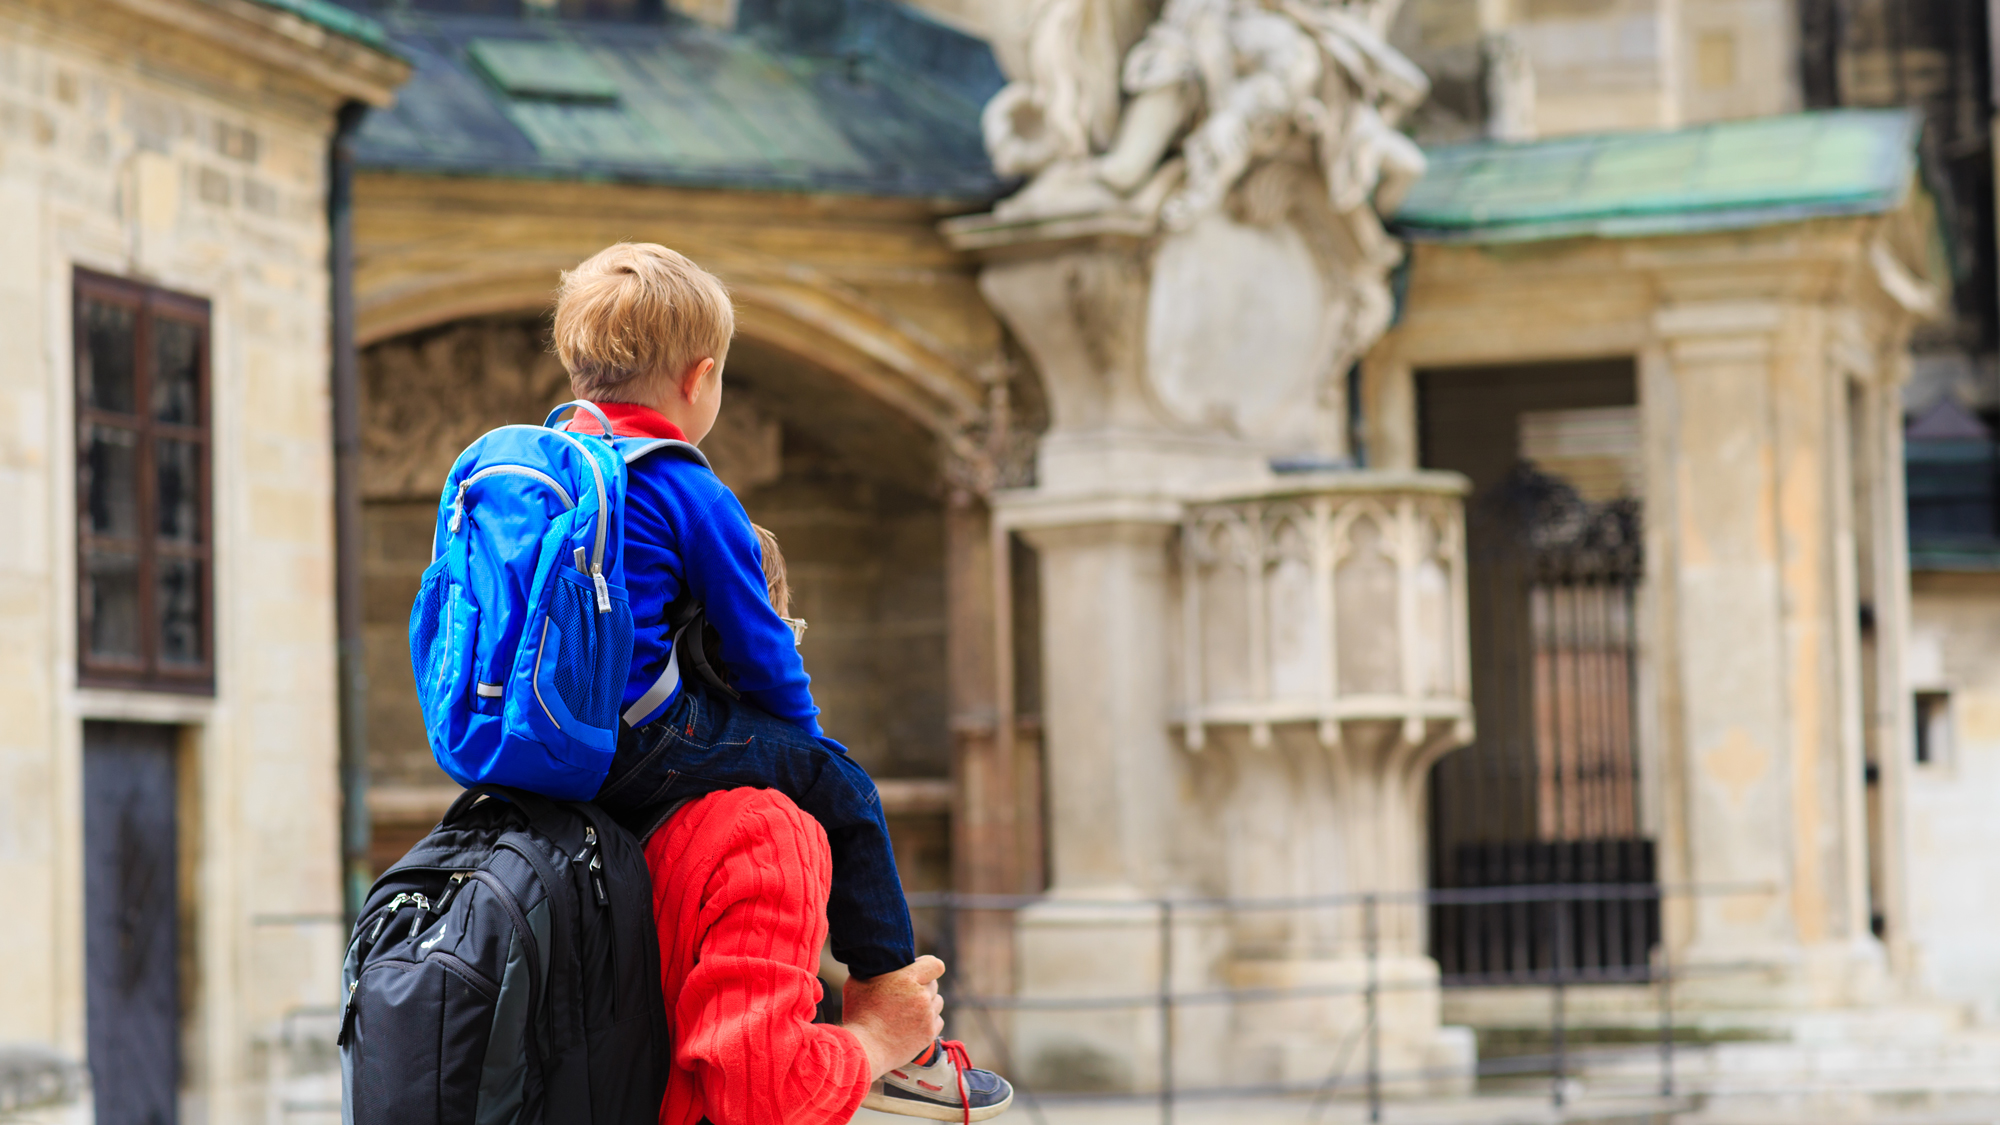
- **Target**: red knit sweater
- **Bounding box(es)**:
[647,788,872,1125]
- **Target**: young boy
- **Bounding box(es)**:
[552,243,1011,1122]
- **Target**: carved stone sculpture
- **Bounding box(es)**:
[987,0,1427,229]
[975,0,1430,459]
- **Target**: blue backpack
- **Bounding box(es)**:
[408,401,707,800]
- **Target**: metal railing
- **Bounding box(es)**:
[906,881,1770,1125]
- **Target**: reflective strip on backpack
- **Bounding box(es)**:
[621,641,682,728]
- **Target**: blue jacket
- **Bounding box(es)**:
[564,404,823,737]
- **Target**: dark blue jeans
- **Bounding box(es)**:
[594,681,916,980]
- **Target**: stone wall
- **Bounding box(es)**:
[1389,0,1798,143]
[0,1,399,1119]
[1905,574,2000,1022]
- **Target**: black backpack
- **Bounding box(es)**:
[339,785,667,1125]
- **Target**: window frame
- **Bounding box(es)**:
[74,268,215,695]
[1914,689,1952,767]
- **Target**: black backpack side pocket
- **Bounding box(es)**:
[344,955,499,1125]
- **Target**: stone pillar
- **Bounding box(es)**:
[1004,514,1180,1090]
[1023,518,1177,898]
[1649,298,1887,1004]
[956,210,1474,1093]
[946,491,1015,1058]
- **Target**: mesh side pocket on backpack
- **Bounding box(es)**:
[545,574,633,731]
[411,573,447,674]
[411,568,477,736]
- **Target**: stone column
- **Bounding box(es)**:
[955,197,1479,1091]
[1002,511,1181,1091]
[1649,297,1887,1004]
[945,491,1017,1060]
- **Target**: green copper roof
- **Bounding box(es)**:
[466,39,621,103]
[1395,109,1923,244]
[351,4,1007,200]
[246,0,391,49]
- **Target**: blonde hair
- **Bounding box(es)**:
[553,243,734,403]
[752,523,791,618]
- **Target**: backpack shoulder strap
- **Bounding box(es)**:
[621,437,712,470]
[545,399,617,437]
[440,785,579,846]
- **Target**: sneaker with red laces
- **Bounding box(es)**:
[863,1038,1013,1122]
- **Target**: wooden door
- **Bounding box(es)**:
[83,721,181,1125]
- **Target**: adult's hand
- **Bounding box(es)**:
[841,955,946,1080]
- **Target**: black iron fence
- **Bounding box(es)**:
[906,881,1768,1125]
[1433,839,1658,981]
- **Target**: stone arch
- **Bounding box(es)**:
[354,261,990,446]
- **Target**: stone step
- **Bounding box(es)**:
[1680,1094,2000,1125]
[854,1092,1690,1125]
[1461,1001,1982,1049]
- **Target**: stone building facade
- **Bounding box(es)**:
[24,0,1999,1118]
[936,0,2000,1111]
[328,0,2000,1112]
[0,1,403,1120]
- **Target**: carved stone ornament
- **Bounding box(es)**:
[971,0,1429,459]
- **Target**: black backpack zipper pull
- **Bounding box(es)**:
[406,892,434,940]
[431,872,470,916]
[578,827,608,907]
[368,893,409,945]
[337,980,359,1048]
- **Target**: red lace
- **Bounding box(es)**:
[940,1039,973,1125]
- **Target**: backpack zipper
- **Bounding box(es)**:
[338,979,360,1047]
[340,887,434,1049]
[405,892,434,940]
[545,429,613,612]
[576,826,608,908]
[423,951,499,998]
[432,871,471,915]
[367,893,411,945]
[449,466,576,532]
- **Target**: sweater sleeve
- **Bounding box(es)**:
[679,485,826,738]
[670,792,870,1125]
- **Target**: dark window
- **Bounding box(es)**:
[75,270,213,694]
[1905,397,1998,546]
[1915,691,1951,765]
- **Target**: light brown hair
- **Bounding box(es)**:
[552,242,734,403]
[752,523,791,618]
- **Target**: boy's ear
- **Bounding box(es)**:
[680,357,717,401]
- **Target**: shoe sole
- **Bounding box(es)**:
[863,1087,1014,1121]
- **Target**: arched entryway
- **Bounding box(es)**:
[355,312,960,897]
